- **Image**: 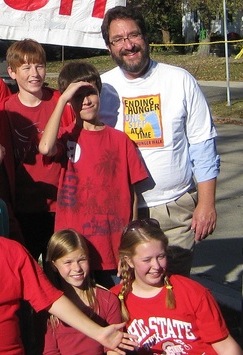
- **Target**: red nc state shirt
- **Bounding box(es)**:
[111,275,229,355]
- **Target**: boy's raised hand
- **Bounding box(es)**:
[61,81,94,103]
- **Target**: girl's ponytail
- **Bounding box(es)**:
[164,275,176,309]
[118,258,134,322]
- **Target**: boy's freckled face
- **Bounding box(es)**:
[10,62,46,94]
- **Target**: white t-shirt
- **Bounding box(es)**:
[99,60,217,207]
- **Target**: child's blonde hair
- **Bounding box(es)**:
[118,219,176,321]
[46,229,98,313]
[6,38,46,72]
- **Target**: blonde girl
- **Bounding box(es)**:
[111,218,243,355]
[44,229,122,355]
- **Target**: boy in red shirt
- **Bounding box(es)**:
[39,61,148,288]
[2,39,73,260]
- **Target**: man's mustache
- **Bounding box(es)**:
[121,45,141,55]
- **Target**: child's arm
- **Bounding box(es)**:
[48,295,137,355]
[132,188,138,220]
[39,81,88,156]
[212,334,243,354]
[107,351,120,354]
[39,93,68,157]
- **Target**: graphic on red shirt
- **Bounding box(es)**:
[55,126,148,270]
[110,275,228,355]
[123,94,164,148]
[128,316,195,354]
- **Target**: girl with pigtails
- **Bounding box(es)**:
[110,219,242,355]
[43,229,122,355]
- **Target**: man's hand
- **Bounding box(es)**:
[191,203,217,241]
[191,179,217,241]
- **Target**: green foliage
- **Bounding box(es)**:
[187,0,243,15]
[46,52,243,83]
[45,52,243,121]
[126,0,243,47]
[126,0,183,44]
[184,0,243,33]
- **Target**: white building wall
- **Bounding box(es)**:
[182,9,243,43]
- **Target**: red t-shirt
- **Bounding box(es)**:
[44,286,121,354]
[55,124,148,270]
[111,275,229,354]
[0,237,63,355]
[0,78,11,102]
[4,87,73,213]
[0,81,14,205]
[0,109,23,241]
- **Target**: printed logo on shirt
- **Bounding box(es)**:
[58,167,79,208]
[127,316,196,354]
[162,340,193,354]
[57,140,81,208]
[122,94,164,148]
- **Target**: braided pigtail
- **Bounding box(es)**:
[118,257,134,322]
[164,275,176,309]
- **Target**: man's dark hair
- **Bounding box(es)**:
[101,6,147,46]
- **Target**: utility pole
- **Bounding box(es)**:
[223,0,231,106]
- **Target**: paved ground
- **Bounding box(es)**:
[194,82,243,305]
[191,123,243,307]
[192,84,243,346]
[199,80,243,104]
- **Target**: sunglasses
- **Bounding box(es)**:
[123,218,160,235]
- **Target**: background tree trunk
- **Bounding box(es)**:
[162,29,171,44]
[197,37,211,56]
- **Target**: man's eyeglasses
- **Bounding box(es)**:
[123,218,160,235]
[109,32,142,47]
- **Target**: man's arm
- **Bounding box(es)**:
[191,178,217,241]
[189,138,220,241]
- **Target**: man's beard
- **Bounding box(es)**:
[111,44,150,75]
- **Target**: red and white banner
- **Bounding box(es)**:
[0,0,126,49]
